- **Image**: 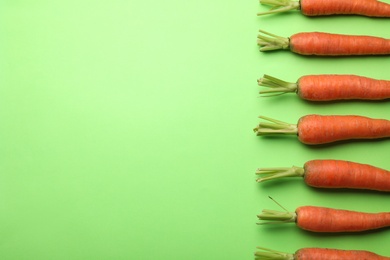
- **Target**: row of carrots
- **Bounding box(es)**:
[254,0,390,259]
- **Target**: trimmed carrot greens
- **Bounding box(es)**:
[257,30,289,51]
[257,197,297,224]
[256,166,304,182]
[258,74,298,96]
[255,247,294,260]
[257,209,297,224]
[257,0,300,16]
[253,116,298,136]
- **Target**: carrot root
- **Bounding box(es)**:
[257,197,390,233]
[255,247,390,260]
[256,160,390,192]
[290,32,390,56]
[300,0,390,17]
[255,115,390,145]
[303,159,390,191]
[257,0,390,17]
[258,30,390,56]
[259,74,390,101]
[258,205,390,232]
[297,114,390,144]
[297,206,390,233]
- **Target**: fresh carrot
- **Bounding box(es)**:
[255,246,390,260]
[257,204,390,232]
[258,74,390,101]
[257,0,390,17]
[257,30,390,56]
[253,114,390,145]
[256,159,390,192]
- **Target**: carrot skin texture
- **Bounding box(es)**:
[300,0,390,17]
[296,206,390,232]
[289,32,390,56]
[297,115,390,144]
[295,248,390,260]
[304,160,390,191]
[297,75,390,101]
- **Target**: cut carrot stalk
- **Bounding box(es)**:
[256,159,390,192]
[257,30,390,56]
[258,74,390,101]
[257,0,390,17]
[254,246,390,260]
[254,246,295,260]
[257,74,298,97]
[257,0,300,16]
[253,114,390,145]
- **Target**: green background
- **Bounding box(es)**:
[1,0,390,259]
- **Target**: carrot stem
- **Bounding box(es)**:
[256,166,304,182]
[257,209,297,224]
[253,116,298,136]
[255,246,294,260]
[257,197,297,224]
[257,0,300,16]
[257,30,289,51]
[258,74,297,96]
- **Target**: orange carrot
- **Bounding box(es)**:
[257,204,390,232]
[257,0,390,17]
[253,114,390,145]
[255,246,390,260]
[257,30,390,56]
[258,74,390,101]
[256,159,390,192]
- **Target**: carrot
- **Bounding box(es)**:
[253,114,390,145]
[257,0,390,17]
[257,30,390,56]
[258,74,390,101]
[257,204,390,232]
[256,159,390,192]
[255,246,390,260]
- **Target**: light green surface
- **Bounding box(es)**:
[1,1,390,259]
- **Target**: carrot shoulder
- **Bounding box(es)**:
[257,205,390,233]
[253,115,390,145]
[257,30,390,56]
[258,74,390,101]
[256,159,390,192]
